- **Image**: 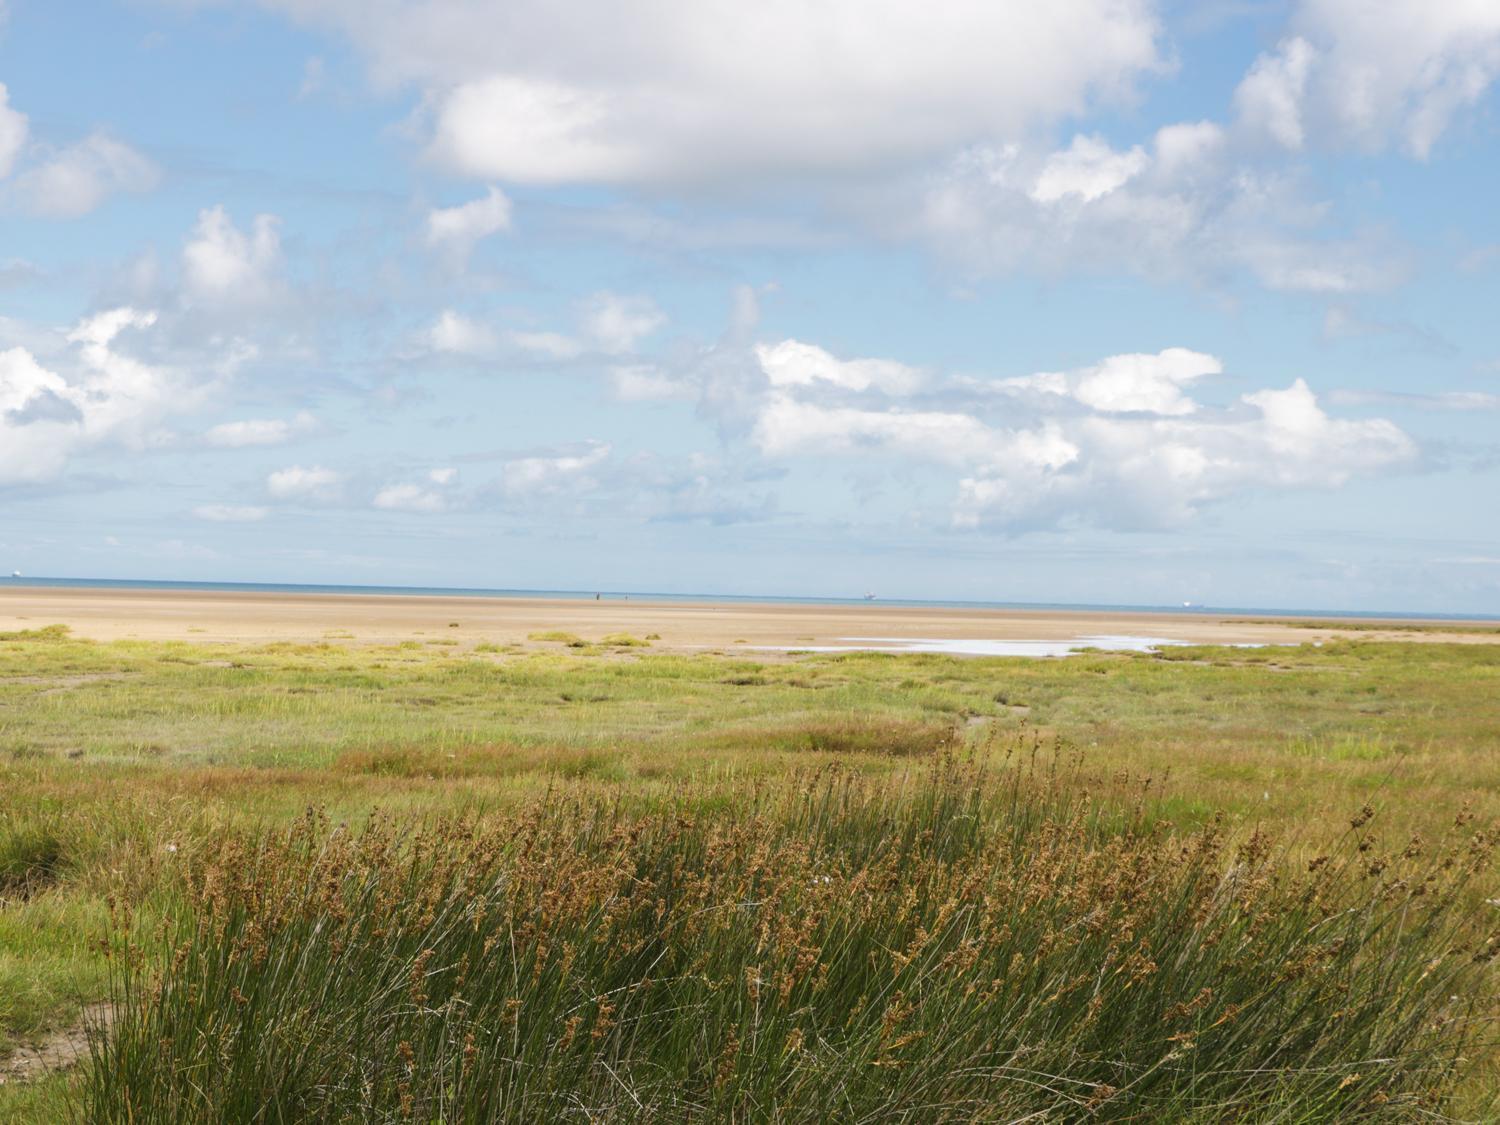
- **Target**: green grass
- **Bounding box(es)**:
[600,632,651,647]
[526,630,588,646]
[88,757,1498,1121]
[1,630,1499,1117]
[1235,618,1500,635]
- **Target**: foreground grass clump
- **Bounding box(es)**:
[526,630,588,647]
[89,756,1496,1122]
[0,820,65,899]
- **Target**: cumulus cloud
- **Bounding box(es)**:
[755,354,1413,531]
[753,397,997,463]
[1234,37,1317,150]
[647,295,1417,533]
[578,293,665,355]
[507,292,666,361]
[757,340,926,396]
[0,307,210,485]
[1239,1,1500,158]
[0,83,26,179]
[922,358,1412,528]
[424,185,512,264]
[428,310,497,356]
[996,349,1224,416]
[1031,134,1149,203]
[264,0,1163,185]
[12,133,159,217]
[204,411,317,448]
[918,127,1404,292]
[373,467,458,512]
[266,464,342,501]
[500,441,610,498]
[254,2,1477,298]
[182,205,282,302]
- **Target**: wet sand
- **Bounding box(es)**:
[1,585,1494,652]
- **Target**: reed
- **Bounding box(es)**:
[85,749,1497,1122]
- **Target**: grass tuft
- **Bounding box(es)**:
[0,624,71,643]
[527,631,588,647]
[0,822,66,900]
[85,754,1497,1122]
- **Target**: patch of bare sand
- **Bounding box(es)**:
[0,1003,113,1086]
[0,585,1495,653]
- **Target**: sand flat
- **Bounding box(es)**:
[1,584,1495,651]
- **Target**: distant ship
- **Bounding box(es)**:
[8,571,18,578]
[864,592,877,601]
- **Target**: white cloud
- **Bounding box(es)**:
[709,326,1417,531]
[373,467,458,512]
[12,132,159,217]
[579,292,665,354]
[1,307,209,486]
[1005,348,1224,416]
[756,340,926,395]
[918,131,1403,293]
[428,310,497,355]
[501,441,610,497]
[1234,37,1316,150]
[1031,134,1149,203]
[204,412,317,447]
[506,292,666,361]
[1239,3,1500,158]
[753,396,999,464]
[432,78,629,184]
[0,83,27,179]
[268,0,1164,185]
[193,504,270,522]
[952,378,1415,530]
[182,206,282,301]
[425,185,512,263]
[0,346,76,482]
[266,464,342,501]
[1152,120,1226,179]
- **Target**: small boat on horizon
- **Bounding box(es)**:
[864,592,876,601]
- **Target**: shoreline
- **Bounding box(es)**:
[3,583,1496,650]
[3,577,1497,623]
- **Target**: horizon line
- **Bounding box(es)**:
[4,573,1498,624]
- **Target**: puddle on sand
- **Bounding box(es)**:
[758,635,1191,658]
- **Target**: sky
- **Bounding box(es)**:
[1,1,1498,613]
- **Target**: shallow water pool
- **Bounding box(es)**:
[758,635,1190,657]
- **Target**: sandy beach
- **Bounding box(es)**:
[1,584,1493,651]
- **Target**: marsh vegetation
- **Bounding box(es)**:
[1,629,1497,1119]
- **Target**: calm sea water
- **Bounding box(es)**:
[2,575,1494,622]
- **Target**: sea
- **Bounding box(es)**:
[3,575,1495,623]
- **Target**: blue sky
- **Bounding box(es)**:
[1,0,1498,613]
